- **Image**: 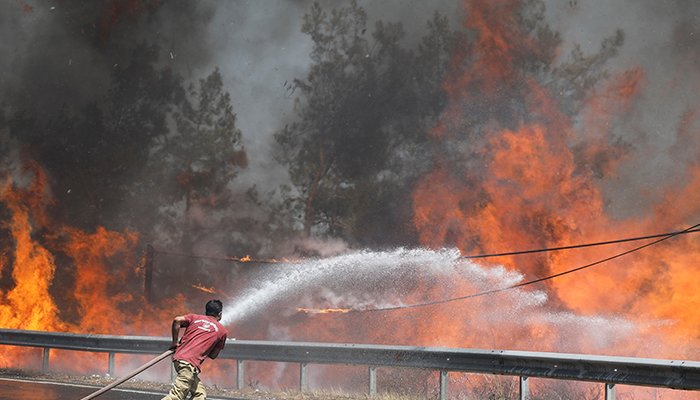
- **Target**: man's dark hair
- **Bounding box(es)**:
[205,299,223,316]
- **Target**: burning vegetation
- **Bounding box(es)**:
[1,0,700,398]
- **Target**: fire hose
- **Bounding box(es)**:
[78,349,175,400]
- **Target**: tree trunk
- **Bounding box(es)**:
[302,139,330,238]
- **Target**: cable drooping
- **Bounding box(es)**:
[463,228,700,259]
[340,222,700,313]
[151,225,700,314]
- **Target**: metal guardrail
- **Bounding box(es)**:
[1,328,699,399]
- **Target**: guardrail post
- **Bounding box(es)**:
[519,376,529,399]
[236,360,244,390]
[42,347,50,372]
[108,352,115,376]
[300,362,309,392]
[368,366,377,396]
[439,370,448,400]
[605,383,616,400]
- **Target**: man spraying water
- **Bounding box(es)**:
[162,299,228,400]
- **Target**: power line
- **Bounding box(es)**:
[463,228,700,259]
[151,225,700,314]
[340,222,700,313]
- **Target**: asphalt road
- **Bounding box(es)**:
[0,378,164,400]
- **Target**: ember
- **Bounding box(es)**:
[297,308,352,314]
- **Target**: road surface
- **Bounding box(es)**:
[0,378,165,400]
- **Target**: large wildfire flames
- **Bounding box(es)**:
[0,161,185,370]
[414,0,700,359]
[2,0,700,398]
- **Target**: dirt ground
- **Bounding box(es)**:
[0,368,390,400]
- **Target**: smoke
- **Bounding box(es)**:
[543,0,700,219]
[3,0,699,359]
[204,0,465,193]
[189,0,700,224]
[4,0,698,234]
[1,0,464,251]
[0,1,217,118]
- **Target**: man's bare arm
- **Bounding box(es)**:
[170,316,187,349]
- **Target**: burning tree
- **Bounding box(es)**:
[263,0,700,390]
[1,0,700,397]
[0,0,248,373]
[409,0,700,361]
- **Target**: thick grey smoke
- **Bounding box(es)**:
[0,1,217,117]
[544,0,700,218]
[3,0,698,214]
[0,0,463,199]
[202,0,463,192]
[3,2,700,374]
[195,0,700,215]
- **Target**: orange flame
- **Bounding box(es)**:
[192,284,218,294]
[0,160,184,371]
[0,163,64,333]
[408,0,700,365]
[297,307,352,314]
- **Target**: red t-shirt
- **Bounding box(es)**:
[173,314,228,371]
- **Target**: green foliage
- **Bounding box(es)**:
[275,1,459,245]
[151,68,243,204]
[549,29,625,116]
[143,67,246,250]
